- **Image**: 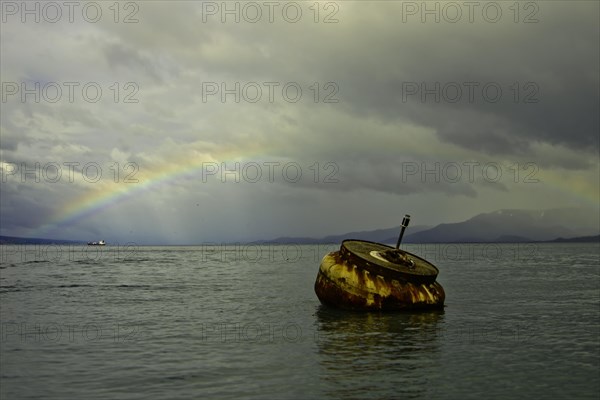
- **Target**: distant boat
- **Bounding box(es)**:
[87,240,106,246]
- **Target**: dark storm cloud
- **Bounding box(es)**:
[316,2,600,159]
[88,1,600,152]
[1,1,597,243]
[116,1,597,167]
[0,183,55,231]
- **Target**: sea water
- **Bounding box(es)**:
[1,243,598,399]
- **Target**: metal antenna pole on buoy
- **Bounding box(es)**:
[395,214,411,249]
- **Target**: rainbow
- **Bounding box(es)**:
[34,156,599,238]
[34,143,268,237]
[537,168,600,206]
[35,157,210,237]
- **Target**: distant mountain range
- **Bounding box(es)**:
[264,208,599,244]
[549,235,600,243]
[257,225,432,245]
[401,208,599,243]
[1,208,598,245]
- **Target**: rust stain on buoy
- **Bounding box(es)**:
[314,222,446,311]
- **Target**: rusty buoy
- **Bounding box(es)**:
[314,215,445,311]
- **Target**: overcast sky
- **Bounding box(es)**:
[1,0,598,244]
